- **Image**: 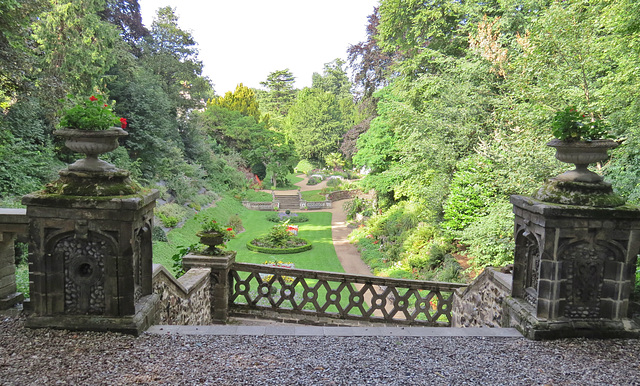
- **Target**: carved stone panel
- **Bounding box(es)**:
[53,233,115,314]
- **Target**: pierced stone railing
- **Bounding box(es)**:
[229,262,467,326]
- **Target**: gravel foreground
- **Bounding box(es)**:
[2,315,640,385]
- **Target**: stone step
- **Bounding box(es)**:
[147,324,523,337]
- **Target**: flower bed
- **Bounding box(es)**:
[246,238,312,254]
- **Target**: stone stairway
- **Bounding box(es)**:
[274,193,300,210]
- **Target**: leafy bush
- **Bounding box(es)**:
[155,203,188,228]
[227,213,243,231]
[152,226,168,242]
[307,176,321,185]
[459,200,515,271]
[326,177,342,187]
[295,159,315,174]
[344,197,373,220]
[442,155,497,232]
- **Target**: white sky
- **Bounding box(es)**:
[137,0,379,96]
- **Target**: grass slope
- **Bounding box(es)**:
[153,195,343,275]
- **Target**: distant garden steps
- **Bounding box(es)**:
[274,193,301,210]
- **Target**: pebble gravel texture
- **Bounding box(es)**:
[2,315,640,385]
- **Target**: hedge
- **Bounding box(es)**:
[246,239,313,254]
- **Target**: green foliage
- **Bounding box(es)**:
[551,106,609,141]
[259,69,297,116]
[266,212,309,223]
[152,226,168,242]
[208,83,261,122]
[311,58,353,100]
[324,152,345,171]
[285,88,351,164]
[170,243,200,278]
[458,201,515,271]
[294,159,314,174]
[155,203,188,228]
[33,0,121,99]
[58,94,123,130]
[442,155,497,232]
[246,239,312,254]
[307,177,321,186]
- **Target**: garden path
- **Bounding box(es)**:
[292,175,372,276]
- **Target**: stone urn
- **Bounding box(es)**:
[196,231,225,254]
[547,138,618,183]
[534,138,624,207]
[54,128,128,173]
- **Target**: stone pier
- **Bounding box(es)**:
[505,195,640,339]
[0,209,27,309]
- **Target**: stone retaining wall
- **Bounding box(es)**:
[303,200,332,209]
[152,264,211,325]
[451,268,512,328]
[327,190,358,201]
[242,201,276,211]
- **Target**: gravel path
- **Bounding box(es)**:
[2,314,640,385]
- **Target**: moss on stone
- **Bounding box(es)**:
[43,169,141,197]
[533,178,625,208]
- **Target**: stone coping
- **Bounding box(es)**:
[152,264,210,296]
[511,194,640,218]
[0,208,27,224]
[147,324,523,337]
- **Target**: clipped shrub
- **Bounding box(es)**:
[152,226,168,242]
[307,176,321,185]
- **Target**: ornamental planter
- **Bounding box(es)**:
[54,127,128,173]
[196,231,227,255]
[547,138,618,183]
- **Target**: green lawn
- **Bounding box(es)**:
[301,190,326,202]
[153,195,343,275]
[242,190,272,202]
